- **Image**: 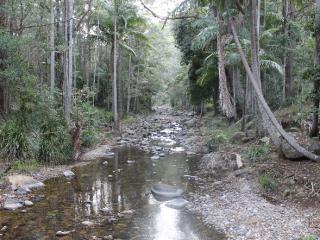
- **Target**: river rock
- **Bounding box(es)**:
[165,197,189,210]
[82,220,94,227]
[24,200,34,207]
[280,140,304,160]
[151,183,184,201]
[56,230,75,236]
[6,175,44,191]
[151,155,160,160]
[63,170,75,178]
[4,198,23,210]
[103,235,113,240]
[171,147,185,153]
[201,152,244,171]
[230,132,246,143]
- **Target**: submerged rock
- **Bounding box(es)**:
[151,183,184,201]
[4,198,23,210]
[151,155,160,160]
[165,197,189,210]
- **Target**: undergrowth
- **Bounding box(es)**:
[258,174,277,191]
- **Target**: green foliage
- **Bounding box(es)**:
[37,117,72,164]
[300,236,317,240]
[258,174,277,191]
[76,101,113,147]
[0,118,30,161]
[11,160,39,173]
[246,144,270,161]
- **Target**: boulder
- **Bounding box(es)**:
[230,132,246,143]
[165,197,189,210]
[280,140,304,160]
[151,183,184,201]
[4,198,23,210]
[6,175,44,191]
[201,152,244,172]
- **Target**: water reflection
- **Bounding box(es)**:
[0,147,224,240]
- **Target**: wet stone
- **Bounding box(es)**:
[151,183,184,201]
[24,200,34,207]
[4,198,23,211]
[165,197,189,210]
[63,170,75,178]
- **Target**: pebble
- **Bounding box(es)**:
[56,230,75,236]
[24,200,34,207]
[63,170,75,178]
[103,235,113,240]
[82,220,94,227]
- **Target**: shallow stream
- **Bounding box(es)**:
[0,125,225,240]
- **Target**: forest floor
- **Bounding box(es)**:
[1,107,320,239]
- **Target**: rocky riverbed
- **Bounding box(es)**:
[0,106,319,239]
[120,107,319,239]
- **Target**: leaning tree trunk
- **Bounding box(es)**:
[310,0,320,137]
[216,14,236,119]
[230,19,320,161]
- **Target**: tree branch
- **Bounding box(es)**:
[235,0,245,15]
[139,0,198,21]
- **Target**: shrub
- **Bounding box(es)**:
[300,236,317,240]
[0,118,30,162]
[258,174,277,191]
[11,159,39,172]
[246,144,270,161]
[37,117,72,164]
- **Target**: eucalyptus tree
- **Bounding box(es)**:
[310,0,320,137]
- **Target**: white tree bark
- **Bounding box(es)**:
[63,0,74,123]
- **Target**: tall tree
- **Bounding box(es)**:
[63,0,74,123]
[50,0,56,94]
[310,0,320,137]
[113,0,119,130]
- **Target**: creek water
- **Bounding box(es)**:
[0,127,225,240]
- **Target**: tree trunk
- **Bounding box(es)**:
[0,0,9,115]
[231,19,320,161]
[50,0,56,94]
[112,3,119,130]
[216,14,236,119]
[63,0,74,123]
[310,0,320,137]
[282,0,294,102]
[126,54,132,113]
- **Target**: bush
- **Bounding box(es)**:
[76,102,113,148]
[0,118,30,161]
[300,236,317,240]
[37,118,72,164]
[258,174,277,191]
[11,159,39,172]
[246,144,270,161]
